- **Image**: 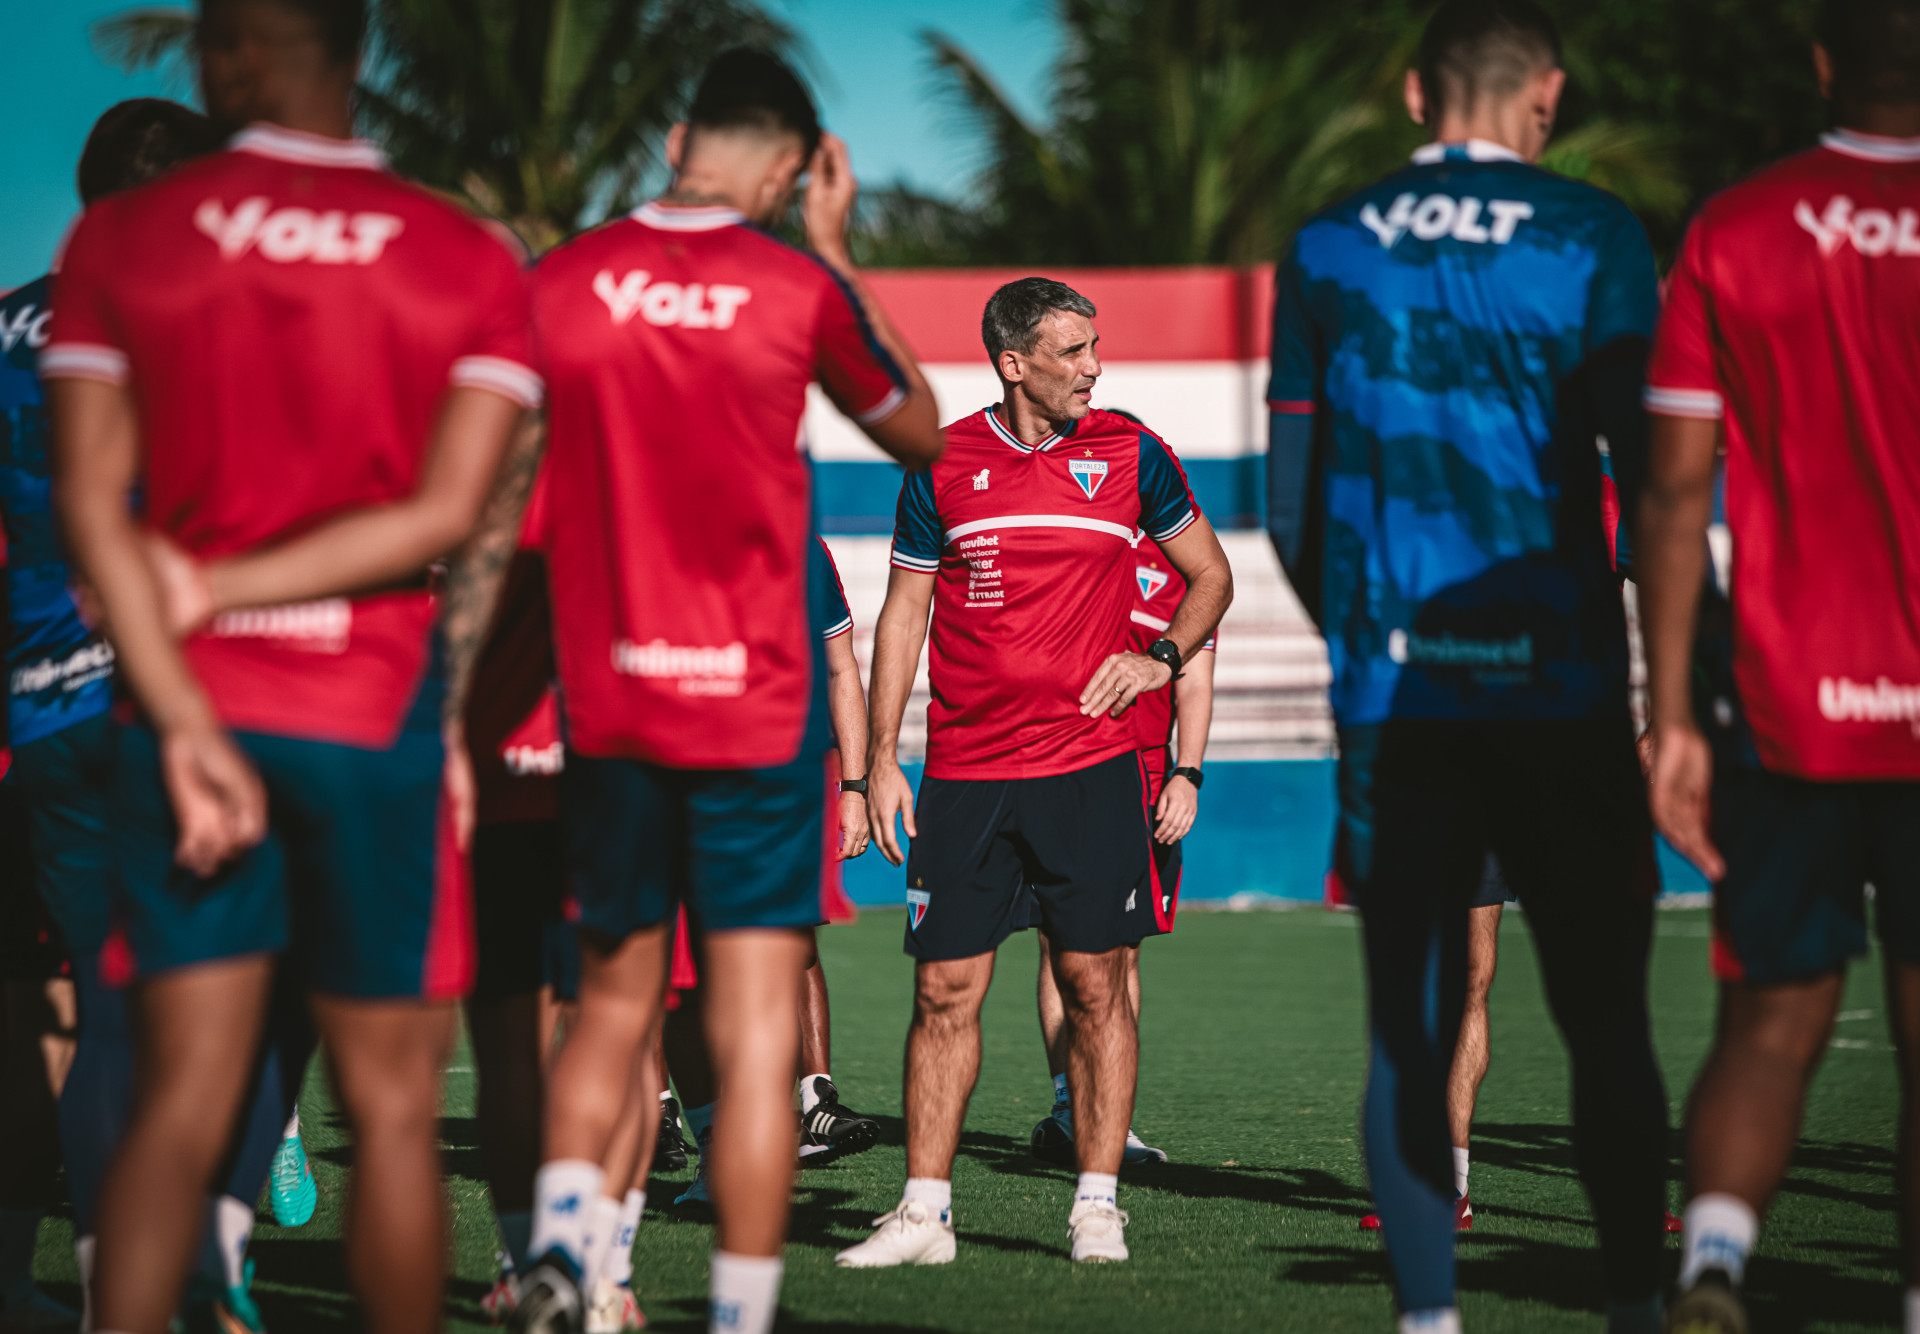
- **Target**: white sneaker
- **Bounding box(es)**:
[1122,1127,1168,1165]
[584,1275,644,1332]
[1068,1198,1130,1263]
[833,1201,958,1268]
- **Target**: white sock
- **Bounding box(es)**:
[799,1074,831,1115]
[1452,1146,1470,1200]
[605,1191,644,1288]
[1052,1073,1069,1106]
[1399,1310,1461,1333]
[709,1251,782,1334]
[1074,1172,1119,1207]
[530,1159,605,1275]
[214,1195,253,1289]
[1679,1192,1758,1287]
[580,1193,622,1286]
[282,1108,300,1140]
[901,1177,952,1222]
[1906,1286,1920,1334]
[75,1234,94,1334]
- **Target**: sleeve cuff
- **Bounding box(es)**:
[820,617,854,640]
[452,355,545,409]
[889,549,940,573]
[1146,508,1199,543]
[1644,385,1723,419]
[855,384,908,426]
[39,343,130,385]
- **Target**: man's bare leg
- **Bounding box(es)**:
[94,957,270,1334]
[1675,972,1844,1294]
[310,997,457,1334]
[1037,934,1141,1084]
[1050,947,1134,1178]
[1446,903,1502,1204]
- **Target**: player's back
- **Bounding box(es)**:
[1278,142,1657,724]
[46,124,539,746]
[1648,130,1920,777]
[534,203,905,768]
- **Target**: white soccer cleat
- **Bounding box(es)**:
[1068,1198,1130,1263]
[583,1276,644,1332]
[1122,1127,1169,1165]
[833,1201,957,1268]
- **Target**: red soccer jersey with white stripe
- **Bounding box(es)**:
[533,203,905,767]
[43,124,541,748]
[1646,129,1920,778]
[1126,544,1215,752]
[892,406,1199,780]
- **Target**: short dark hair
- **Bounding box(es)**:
[199,0,366,66]
[686,48,821,161]
[1417,0,1562,125]
[77,99,222,205]
[981,278,1097,369]
[1823,0,1920,105]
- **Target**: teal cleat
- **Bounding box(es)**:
[268,1131,317,1228]
[185,1257,266,1334]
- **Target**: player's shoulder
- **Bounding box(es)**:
[1075,408,1173,455]
[1687,139,1877,238]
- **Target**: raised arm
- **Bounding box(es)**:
[865,565,935,866]
[1639,413,1724,880]
[802,133,943,469]
[50,378,265,875]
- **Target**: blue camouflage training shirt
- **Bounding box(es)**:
[1266,140,1657,726]
[0,275,116,746]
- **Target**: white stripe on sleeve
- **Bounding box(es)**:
[39,343,130,385]
[451,355,545,408]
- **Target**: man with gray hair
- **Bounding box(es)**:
[837,276,1232,1268]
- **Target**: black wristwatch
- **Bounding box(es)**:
[1171,766,1205,790]
[839,776,869,796]
[1146,637,1184,681]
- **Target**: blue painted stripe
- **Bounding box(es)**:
[816,457,1269,534]
[841,758,1709,907]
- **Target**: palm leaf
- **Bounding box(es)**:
[91,6,195,73]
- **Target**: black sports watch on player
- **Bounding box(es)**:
[1171,766,1205,790]
[1146,637,1184,681]
[839,776,869,797]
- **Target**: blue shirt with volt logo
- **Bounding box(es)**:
[1266,141,1659,725]
[0,275,116,746]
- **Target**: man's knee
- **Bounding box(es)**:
[1054,948,1127,1023]
[1720,979,1842,1069]
[913,959,990,1029]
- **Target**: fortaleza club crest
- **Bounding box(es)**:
[1136,565,1170,601]
[906,887,931,930]
[1069,454,1109,499]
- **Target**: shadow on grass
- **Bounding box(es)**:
[641,1295,957,1333]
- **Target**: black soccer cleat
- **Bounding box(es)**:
[797,1076,881,1165]
[507,1249,585,1334]
[652,1095,690,1174]
[1664,1267,1748,1334]
[1029,1106,1076,1167]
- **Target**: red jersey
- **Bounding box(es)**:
[1647,129,1920,778]
[892,406,1199,780]
[1126,544,1215,752]
[43,124,540,748]
[534,203,905,767]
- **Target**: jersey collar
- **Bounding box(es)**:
[1410,139,1524,166]
[985,404,1076,454]
[632,201,747,231]
[1821,128,1920,163]
[230,123,389,170]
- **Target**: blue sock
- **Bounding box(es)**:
[1051,1073,1069,1108]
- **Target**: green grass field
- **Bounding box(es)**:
[32,906,1905,1332]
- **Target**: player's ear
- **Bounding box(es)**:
[1403,68,1427,127]
[665,123,688,174]
[997,348,1025,384]
[1812,43,1836,101]
[1532,66,1567,130]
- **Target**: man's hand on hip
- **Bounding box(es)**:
[1079,652,1173,718]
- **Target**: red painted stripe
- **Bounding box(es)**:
[865,265,1277,364]
[820,748,857,924]
[422,789,477,1000]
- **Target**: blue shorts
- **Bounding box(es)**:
[1710,765,1920,985]
[8,713,116,957]
[563,745,831,938]
[112,720,469,1000]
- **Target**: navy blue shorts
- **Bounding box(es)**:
[112,720,469,1000]
[563,745,831,939]
[1710,765,1920,985]
[906,749,1157,962]
[471,819,567,1001]
[1472,853,1515,910]
[8,713,116,958]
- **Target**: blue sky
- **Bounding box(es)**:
[0,0,1063,289]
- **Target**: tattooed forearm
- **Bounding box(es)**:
[440,411,547,727]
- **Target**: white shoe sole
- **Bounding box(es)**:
[834,1232,957,1268]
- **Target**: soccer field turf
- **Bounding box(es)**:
[32,906,1904,1332]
